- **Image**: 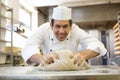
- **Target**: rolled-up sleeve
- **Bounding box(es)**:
[73,24,107,56]
[21,46,40,62]
[86,41,107,56]
[21,24,46,62]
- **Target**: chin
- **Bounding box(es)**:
[58,38,65,41]
[59,39,64,41]
[56,35,67,41]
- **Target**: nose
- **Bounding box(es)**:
[59,27,64,33]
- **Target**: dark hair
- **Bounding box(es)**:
[51,19,72,26]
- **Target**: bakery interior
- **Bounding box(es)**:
[0,0,120,80]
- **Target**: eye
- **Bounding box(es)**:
[55,25,61,28]
[63,25,68,28]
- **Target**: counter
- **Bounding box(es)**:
[0,65,120,80]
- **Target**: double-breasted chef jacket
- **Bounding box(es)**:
[21,22,107,62]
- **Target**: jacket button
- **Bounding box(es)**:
[51,38,53,41]
[50,49,52,52]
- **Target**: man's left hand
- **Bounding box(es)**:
[69,52,85,66]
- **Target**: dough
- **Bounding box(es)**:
[38,50,90,71]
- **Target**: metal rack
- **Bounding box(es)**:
[0,1,13,66]
[113,11,120,54]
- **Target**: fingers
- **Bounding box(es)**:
[44,54,54,64]
[45,56,53,64]
[69,53,74,59]
[73,55,83,65]
[69,52,77,59]
[52,53,59,59]
[40,53,59,66]
[40,55,53,66]
[70,52,85,66]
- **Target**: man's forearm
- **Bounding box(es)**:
[27,53,43,64]
[79,49,99,60]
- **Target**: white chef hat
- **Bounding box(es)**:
[52,6,72,20]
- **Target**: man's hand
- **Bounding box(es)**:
[40,53,59,65]
[69,52,85,66]
[69,49,99,66]
[39,53,60,66]
[27,53,43,64]
[27,53,59,65]
[40,54,53,64]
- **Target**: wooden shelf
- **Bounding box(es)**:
[0,64,12,67]
[0,39,11,43]
[0,2,10,9]
[16,32,28,38]
[0,26,11,31]
[0,1,14,66]
[0,51,21,56]
[0,1,24,66]
[0,51,10,55]
[0,14,11,20]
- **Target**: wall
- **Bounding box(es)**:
[87,28,116,65]
[48,7,54,21]
[88,30,102,65]
[72,4,120,22]
[109,29,116,58]
[38,12,46,26]
[7,0,19,21]
[6,0,38,48]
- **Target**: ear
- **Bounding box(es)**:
[70,26,72,30]
[50,23,53,30]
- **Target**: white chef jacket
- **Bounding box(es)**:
[21,22,107,62]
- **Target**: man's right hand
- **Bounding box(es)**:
[27,53,43,64]
[40,53,59,66]
[27,53,59,65]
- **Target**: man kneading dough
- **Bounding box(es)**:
[21,6,107,70]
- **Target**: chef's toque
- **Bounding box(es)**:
[52,6,71,20]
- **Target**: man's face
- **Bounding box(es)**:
[51,20,71,41]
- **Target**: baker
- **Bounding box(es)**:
[21,6,107,65]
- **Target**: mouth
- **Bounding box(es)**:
[59,34,65,37]
[57,34,66,41]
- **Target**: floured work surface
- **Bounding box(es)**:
[38,50,90,71]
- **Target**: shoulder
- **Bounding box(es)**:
[70,23,90,39]
[38,22,51,30]
[31,22,51,37]
[71,23,84,33]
